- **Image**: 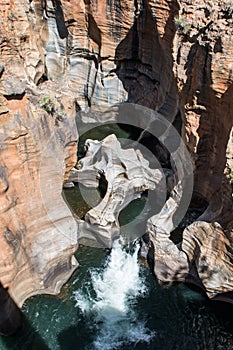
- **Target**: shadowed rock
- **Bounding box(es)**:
[0,283,22,336]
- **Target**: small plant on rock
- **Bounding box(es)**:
[7,11,17,21]
[227,6,233,19]
[174,15,192,35]
[39,95,65,125]
[221,2,233,20]
[226,167,233,199]
[39,95,56,114]
[227,168,233,183]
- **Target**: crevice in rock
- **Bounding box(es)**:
[3,228,22,256]
[51,0,68,39]
[4,92,25,100]
[87,13,102,49]
[36,73,48,86]
[0,65,4,78]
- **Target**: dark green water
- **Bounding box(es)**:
[0,245,233,350]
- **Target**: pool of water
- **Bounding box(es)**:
[1,244,232,350]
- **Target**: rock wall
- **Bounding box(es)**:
[173,0,233,226]
[0,1,78,307]
[182,221,233,300]
[0,0,232,311]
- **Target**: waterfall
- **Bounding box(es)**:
[74,240,155,350]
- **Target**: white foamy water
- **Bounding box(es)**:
[74,240,155,350]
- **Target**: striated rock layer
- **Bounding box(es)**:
[0,1,78,307]
[170,0,233,301]
[173,0,233,226]
[0,0,233,313]
[0,82,78,307]
[182,221,233,300]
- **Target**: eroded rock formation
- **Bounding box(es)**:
[0,2,79,307]
[147,186,190,284]
[159,0,233,301]
[182,221,233,300]
[0,83,78,307]
[173,0,233,227]
[71,134,163,247]
[0,0,233,314]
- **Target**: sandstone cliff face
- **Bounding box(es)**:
[182,221,233,300]
[0,85,78,307]
[0,0,233,310]
[0,1,78,307]
[172,0,233,300]
[173,0,233,227]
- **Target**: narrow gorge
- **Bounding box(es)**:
[0,0,233,348]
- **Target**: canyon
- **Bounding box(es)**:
[0,0,233,334]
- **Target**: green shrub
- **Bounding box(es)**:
[39,95,55,114]
[174,16,192,35]
[226,168,233,199]
[7,12,17,21]
[227,168,233,183]
[227,6,233,19]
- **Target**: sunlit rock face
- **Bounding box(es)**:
[171,1,233,301]
[0,0,233,309]
[182,221,233,300]
[172,0,233,226]
[0,1,78,306]
[0,83,78,307]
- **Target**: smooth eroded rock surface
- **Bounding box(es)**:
[74,134,163,247]
[182,221,233,300]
